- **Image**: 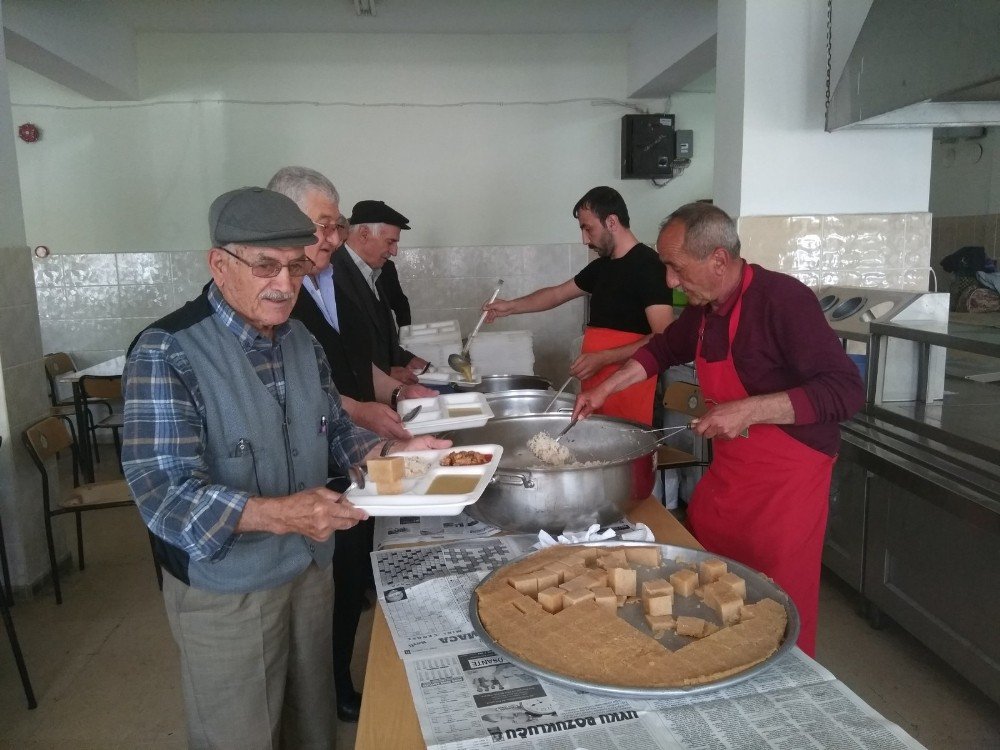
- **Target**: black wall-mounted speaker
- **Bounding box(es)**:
[621,114,676,179]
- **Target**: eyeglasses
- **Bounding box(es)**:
[313,218,350,236]
[219,247,315,278]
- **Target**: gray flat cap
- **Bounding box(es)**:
[209,186,317,247]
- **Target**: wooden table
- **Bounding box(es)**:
[355,497,698,750]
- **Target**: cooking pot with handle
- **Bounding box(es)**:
[458,374,552,393]
[451,414,659,532]
[484,389,574,418]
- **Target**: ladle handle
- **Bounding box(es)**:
[544,376,574,412]
[463,280,504,356]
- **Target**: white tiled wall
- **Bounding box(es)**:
[33,251,210,368]
[33,244,591,383]
[738,212,934,291]
[394,244,590,382]
[34,219,936,384]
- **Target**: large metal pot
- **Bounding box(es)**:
[454,414,657,533]
[485,389,574,418]
[460,374,552,393]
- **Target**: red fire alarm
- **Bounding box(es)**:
[18,123,41,143]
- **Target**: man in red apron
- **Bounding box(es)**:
[483,186,673,426]
[573,203,865,656]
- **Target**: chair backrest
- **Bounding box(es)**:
[80,375,122,401]
[663,382,708,418]
[43,353,77,406]
[23,416,75,464]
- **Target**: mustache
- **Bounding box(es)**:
[259,290,295,302]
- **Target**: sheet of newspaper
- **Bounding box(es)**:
[371,537,925,750]
[373,512,502,550]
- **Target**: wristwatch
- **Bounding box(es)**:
[390,385,403,409]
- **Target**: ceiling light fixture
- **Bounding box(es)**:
[354,0,376,17]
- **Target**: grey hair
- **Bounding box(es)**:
[266,166,339,208]
[660,203,741,260]
[350,222,384,237]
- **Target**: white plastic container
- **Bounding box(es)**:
[468,331,535,376]
[399,320,462,369]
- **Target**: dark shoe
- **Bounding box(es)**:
[337,690,362,722]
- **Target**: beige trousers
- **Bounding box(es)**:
[163,563,334,750]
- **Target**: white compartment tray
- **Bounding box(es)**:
[348,444,503,516]
[417,368,482,387]
[397,392,493,435]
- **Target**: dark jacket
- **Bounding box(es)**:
[291,278,376,402]
[380,260,411,327]
[332,248,416,374]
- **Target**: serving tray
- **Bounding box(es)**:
[397,392,494,435]
[417,368,482,387]
[469,541,800,699]
[348,444,503,516]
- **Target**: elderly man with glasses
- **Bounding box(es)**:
[122,187,448,749]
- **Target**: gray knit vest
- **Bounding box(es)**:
[176,315,334,593]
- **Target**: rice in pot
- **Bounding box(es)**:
[527,432,574,466]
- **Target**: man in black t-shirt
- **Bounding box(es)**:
[483,186,673,424]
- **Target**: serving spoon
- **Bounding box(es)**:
[553,417,579,443]
[448,280,504,376]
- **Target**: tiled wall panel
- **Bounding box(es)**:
[33,250,209,369]
[738,212,933,292]
[33,244,591,383]
[33,217,936,385]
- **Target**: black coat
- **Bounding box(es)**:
[291,280,376,403]
[332,248,415,374]
[380,260,412,327]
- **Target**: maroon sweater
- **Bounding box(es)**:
[633,263,865,455]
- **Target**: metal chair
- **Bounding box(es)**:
[79,375,124,465]
[22,416,136,605]
[43,353,113,463]
[656,382,711,495]
[0,436,38,709]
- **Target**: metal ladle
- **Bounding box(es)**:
[448,280,504,376]
[544,376,575,412]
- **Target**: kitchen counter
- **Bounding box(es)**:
[355,496,696,750]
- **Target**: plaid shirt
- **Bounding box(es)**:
[122,284,379,562]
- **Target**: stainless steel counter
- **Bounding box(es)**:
[825,320,1000,705]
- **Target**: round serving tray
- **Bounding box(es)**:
[469,541,800,699]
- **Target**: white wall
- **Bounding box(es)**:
[715,0,932,218]
[930,129,1000,217]
[10,32,716,253]
[627,0,716,97]
[3,0,138,99]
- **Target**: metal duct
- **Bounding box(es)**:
[827,0,1000,130]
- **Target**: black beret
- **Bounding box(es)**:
[209,187,317,247]
[348,200,410,230]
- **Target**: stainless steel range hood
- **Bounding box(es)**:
[827,0,1000,130]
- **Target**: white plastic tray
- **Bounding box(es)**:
[397,392,493,435]
[417,368,482,387]
[348,444,503,516]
